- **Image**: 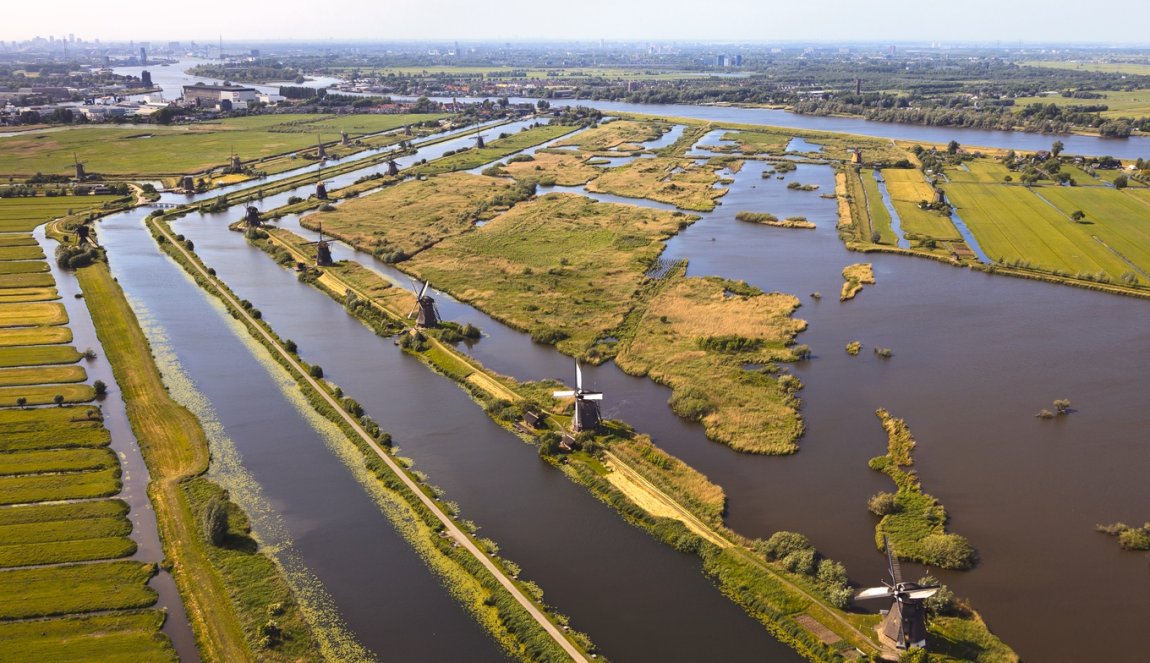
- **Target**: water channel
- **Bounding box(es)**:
[81,67,1150,660]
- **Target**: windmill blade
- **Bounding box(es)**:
[582,392,604,401]
[855,586,895,600]
[418,280,430,300]
[575,360,583,391]
[905,587,941,600]
[407,303,419,319]
[407,277,421,296]
[552,390,576,398]
[883,535,905,585]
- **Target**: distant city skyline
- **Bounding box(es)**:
[3,0,1148,46]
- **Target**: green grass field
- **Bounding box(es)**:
[0,114,445,177]
[0,234,38,247]
[0,302,67,328]
[0,287,60,303]
[0,364,86,387]
[1021,59,1150,76]
[0,466,119,505]
[1010,89,1150,120]
[0,447,116,475]
[0,196,124,232]
[588,156,725,211]
[0,272,56,288]
[0,383,95,407]
[881,169,961,241]
[0,260,50,275]
[0,327,71,348]
[555,120,665,152]
[0,246,45,261]
[408,192,690,356]
[0,611,175,663]
[943,172,1150,279]
[860,171,896,244]
[0,561,157,619]
[0,345,82,367]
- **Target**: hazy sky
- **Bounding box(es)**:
[3,0,1147,45]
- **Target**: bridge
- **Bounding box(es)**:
[143,202,183,209]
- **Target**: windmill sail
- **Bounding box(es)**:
[553,360,603,432]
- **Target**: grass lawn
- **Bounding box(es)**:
[407,192,691,357]
[881,169,960,241]
[943,180,1137,278]
[587,156,726,211]
[0,345,82,367]
[0,611,175,663]
[407,123,577,175]
[300,172,532,260]
[942,160,1013,184]
[554,119,665,152]
[0,234,38,247]
[0,561,157,619]
[0,114,445,177]
[0,196,124,232]
[1033,186,1150,276]
[615,276,807,454]
[0,302,67,327]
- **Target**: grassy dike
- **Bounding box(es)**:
[144,214,594,663]
[252,226,1020,662]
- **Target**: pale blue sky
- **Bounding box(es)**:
[3,0,1145,45]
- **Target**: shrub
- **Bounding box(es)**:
[868,491,899,515]
[308,365,324,379]
[668,387,713,421]
[918,575,959,615]
[756,531,813,561]
[93,380,107,396]
[781,548,817,575]
[846,341,862,356]
[530,328,569,344]
[920,532,976,569]
[1118,528,1150,550]
[202,497,228,546]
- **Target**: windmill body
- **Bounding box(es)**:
[856,537,939,654]
[407,281,440,328]
[553,361,604,432]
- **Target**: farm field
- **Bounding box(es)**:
[859,170,896,244]
[300,172,535,260]
[502,149,603,185]
[406,192,692,357]
[0,114,445,177]
[880,169,961,241]
[0,231,173,659]
[1020,60,1150,76]
[0,196,124,232]
[942,180,1141,278]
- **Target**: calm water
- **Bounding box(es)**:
[276,146,1149,661]
[85,78,1150,660]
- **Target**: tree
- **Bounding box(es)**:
[93,380,107,396]
[53,394,64,407]
[15,397,26,409]
[1051,140,1064,158]
[1071,210,1086,223]
[946,139,960,155]
[1114,175,1129,189]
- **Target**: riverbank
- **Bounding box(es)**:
[146,212,595,662]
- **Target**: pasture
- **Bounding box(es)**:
[880,169,961,241]
[0,114,445,177]
[0,196,124,232]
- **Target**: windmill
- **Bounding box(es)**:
[856,536,940,653]
[387,159,399,177]
[73,153,86,181]
[552,361,603,432]
[340,130,350,146]
[315,161,328,200]
[407,280,440,328]
[474,126,486,150]
[316,133,326,161]
[298,222,334,267]
[243,205,261,229]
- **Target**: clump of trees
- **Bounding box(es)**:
[752,532,854,608]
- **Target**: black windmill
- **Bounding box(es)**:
[856,536,940,653]
[407,280,440,328]
[474,130,486,149]
[243,206,262,229]
[315,224,333,267]
[73,153,86,181]
[552,361,603,432]
[387,159,399,177]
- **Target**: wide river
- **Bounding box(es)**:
[101,63,1150,662]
